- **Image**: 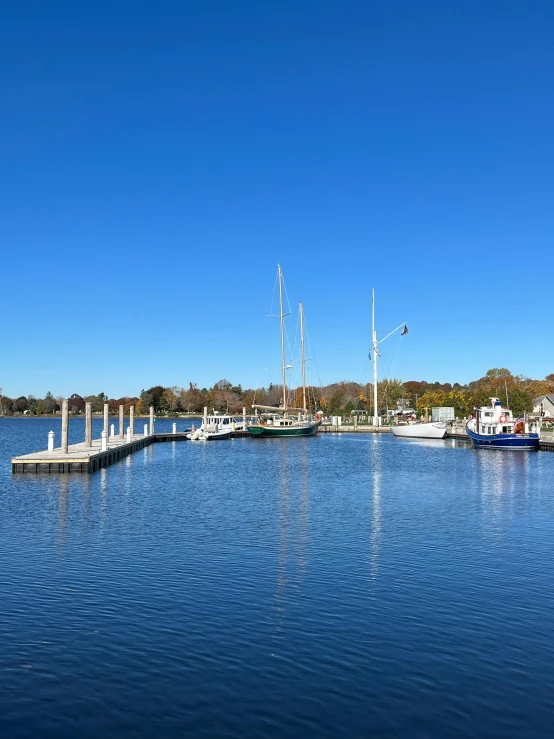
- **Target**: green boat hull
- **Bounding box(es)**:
[247,422,319,437]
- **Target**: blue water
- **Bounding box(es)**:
[1,418,554,737]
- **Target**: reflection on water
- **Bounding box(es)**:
[369,435,381,580]
[1,421,554,737]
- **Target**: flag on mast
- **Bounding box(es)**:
[401,325,409,335]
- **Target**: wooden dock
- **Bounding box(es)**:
[11,432,186,474]
[11,430,254,473]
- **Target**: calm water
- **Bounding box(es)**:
[1,418,554,737]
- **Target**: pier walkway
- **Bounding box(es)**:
[11,432,190,474]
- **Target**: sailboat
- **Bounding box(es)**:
[369,290,446,439]
[247,265,320,438]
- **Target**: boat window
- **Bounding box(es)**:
[502,426,508,433]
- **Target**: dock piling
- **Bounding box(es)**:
[110,423,115,438]
[243,407,246,430]
[144,423,148,437]
[101,430,107,451]
[149,406,154,435]
[61,400,69,453]
[103,402,109,441]
[48,430,54,451]
[119,404,124,439]
[172,422,177,434]
[130,405,134,436]
[126,427,131,443]
[85,402,92,447]
[203,406,208,429]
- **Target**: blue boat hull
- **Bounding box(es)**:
[466,427,539,450]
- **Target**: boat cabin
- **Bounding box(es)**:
[474,398,515,435]
[259,414,296,427]
[203,414,236,431]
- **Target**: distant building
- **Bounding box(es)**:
[432,407,455,422]
[533,394,554,417]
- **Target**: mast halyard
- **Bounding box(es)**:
[278,264,287,412]
[300,302,307,413]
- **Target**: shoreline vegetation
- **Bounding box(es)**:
[1,368,552,419]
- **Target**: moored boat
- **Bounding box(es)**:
[466,398,539,450]
[187,412,241,440]
[248,413,319,437]
[247,266,320,438]
[391,421,447,439]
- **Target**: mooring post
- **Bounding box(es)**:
[243,406,246,430]
[172,422,177,434]
[85,402,92,447]
[61,399,69,453]
[110,423,115,438]
[126,427,131,443]
[203,406,208,429]
[103,402,109,442]
[130,405,134,436]
[48,430,55,451]
[101,430,107,451]
[119,404,124,439]
[149,406,154,435]
[144,423,148,437]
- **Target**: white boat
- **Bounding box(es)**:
[391,421,447,439]
[186,413,243,441]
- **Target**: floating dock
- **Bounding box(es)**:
[11,432,189,474]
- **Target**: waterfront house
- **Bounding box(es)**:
[533,394,554,417]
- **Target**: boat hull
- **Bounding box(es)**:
[391,422,447,439]
[247,422,319,437]
[466,426,539,450]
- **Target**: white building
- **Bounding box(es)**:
[533,394,554,417]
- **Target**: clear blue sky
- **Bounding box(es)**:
[2,0,553,398]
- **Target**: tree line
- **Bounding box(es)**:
[1,369,552,417]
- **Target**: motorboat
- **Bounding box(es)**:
[466,397,539,450]
[186,413,242,441]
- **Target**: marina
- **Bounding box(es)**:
[3,418,554,737]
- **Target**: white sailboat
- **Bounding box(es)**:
[370,291,446,440]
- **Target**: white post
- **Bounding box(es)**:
[126,427,131,443]
[103,402,109,441]
[119,404,124,439]
[48,430,54,451]
[172,422,177,434]
[149,406,154,435]
[101,430,108,451]
[85,402,92,447]
[144,423,148,437]
[110,423,115,438]
[129,405,134,436]
[61,399,69,453]
[203,406,208,429]
[243,406,246,430]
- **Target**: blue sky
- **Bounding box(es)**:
[2,0,553,397]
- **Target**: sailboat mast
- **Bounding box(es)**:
[278,264,287,411]
[372,289,378,426]
[300,302,307,412]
